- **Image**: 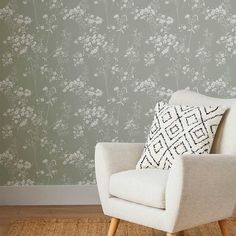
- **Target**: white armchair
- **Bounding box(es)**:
[95,90,236,236]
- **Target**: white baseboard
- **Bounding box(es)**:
[0,185,100,205]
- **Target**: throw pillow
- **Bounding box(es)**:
[136,102,227,170]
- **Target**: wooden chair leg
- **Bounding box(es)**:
[218,219,229,236]
[108,218,120,236]
[178,231,184,236]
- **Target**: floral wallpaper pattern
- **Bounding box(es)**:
[0,0,236,185]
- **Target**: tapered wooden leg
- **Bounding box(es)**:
[108,218,120,236]
[167,233,177,236]
[218,219,229,236]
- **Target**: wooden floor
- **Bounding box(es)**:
[0,205,236,236]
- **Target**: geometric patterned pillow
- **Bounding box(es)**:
[136,102,227,170]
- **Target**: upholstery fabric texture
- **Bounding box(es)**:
[95,142,236,233]
[95,90,236,233]
[136,102,226,170]
[109,169,169,209]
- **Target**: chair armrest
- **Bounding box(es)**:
[95,142,144,212]
[166,154,236,232]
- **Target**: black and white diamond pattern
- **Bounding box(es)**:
[137,102,226,170]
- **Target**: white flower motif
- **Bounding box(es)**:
[76,33,107,55]
[0,5,13,20]
[0,78,14,93]
[134,78,156,93]
[4,33,36,55]
[63,5,85,21]
[134,6,155,21]
[144,52,155,66]
[62,78,85,94]
[205,5,226,21]
[63,150,85,166]
[215,52,226,66]
[2,52,13,66]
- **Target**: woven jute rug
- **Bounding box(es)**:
[7,217,236,236]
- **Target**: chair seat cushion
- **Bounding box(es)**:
[109,169,169,209]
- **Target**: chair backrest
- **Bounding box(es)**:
[169,90,236,154]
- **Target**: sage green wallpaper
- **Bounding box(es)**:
[0,0,236,185]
